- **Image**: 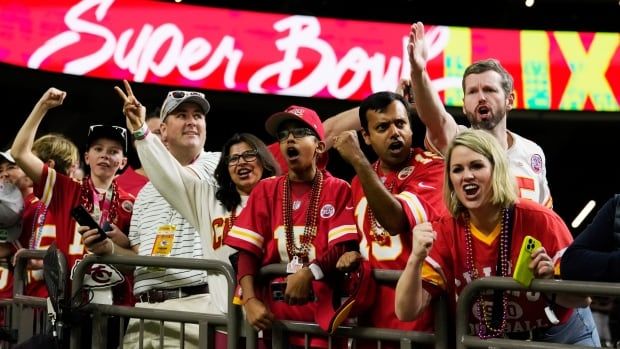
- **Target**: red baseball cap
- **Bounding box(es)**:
[313,260,376,334]
[265,105,325,141]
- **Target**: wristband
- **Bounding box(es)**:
[132,123,149,140]
[308,263,324,280]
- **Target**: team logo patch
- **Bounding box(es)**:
[71,260,125,288]
[398,166,414,180]
[293,200,302,211]
[289,108,304,116]
[320,204,335,218]
[122,200,133,213]
[530,154,543,174]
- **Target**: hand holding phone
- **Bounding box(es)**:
[70,205,109,244]
[513,235,542,287]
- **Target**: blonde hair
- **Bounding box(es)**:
[443,129,517,217]
[32,134,79,176]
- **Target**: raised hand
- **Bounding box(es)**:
[332,130,365,165]
[408,22,429,74]
[411,222,436,260]
[114,80,146,131]
[38,88,66,111]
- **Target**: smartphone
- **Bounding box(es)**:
[70,205,109,244]
[513,235,542,287]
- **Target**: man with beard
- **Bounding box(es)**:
[332,91,447,348]
[407,21,599,344]
[408,22,552,208]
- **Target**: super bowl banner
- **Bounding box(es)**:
[0,0,618,111]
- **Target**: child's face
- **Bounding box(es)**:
[84,138,126,179]
[277,120,323,176]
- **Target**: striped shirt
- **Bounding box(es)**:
[129,151,220,295]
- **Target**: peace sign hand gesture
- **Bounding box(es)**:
[114,80,146,132]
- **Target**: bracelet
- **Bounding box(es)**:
[243,296,257,305]
[132,123,149,140]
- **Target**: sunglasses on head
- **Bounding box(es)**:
[227,150,258,166]
[88,125,127,139]
[167,90,205,99]
[276,127,315,142]
[88,125,127,149]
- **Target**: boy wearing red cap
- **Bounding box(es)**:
[225,106,358,347]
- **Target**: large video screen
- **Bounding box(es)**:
[1,0,618,111]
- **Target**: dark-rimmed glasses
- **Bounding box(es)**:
[227,150,258,166]
[276,127,315,142]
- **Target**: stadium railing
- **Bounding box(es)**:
[456,276,620,349]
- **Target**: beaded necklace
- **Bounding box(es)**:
[367,161,395,245]
[79,176,120,225]
[29,200,48,249]
[282,170,323,260]
[367,150,413,245]
[464,207,510,339]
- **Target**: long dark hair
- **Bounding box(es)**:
[214,133,280,211]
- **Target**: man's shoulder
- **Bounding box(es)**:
[508,131,544,153]
[196,151,221,165]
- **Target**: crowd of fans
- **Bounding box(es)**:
[0,21,617,348]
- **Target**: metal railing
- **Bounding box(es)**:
[70,254,241,349]
[245,264,449,349]
[456,276,620,349]
[11,250,48,344]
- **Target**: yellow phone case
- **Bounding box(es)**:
[512,235,542,287]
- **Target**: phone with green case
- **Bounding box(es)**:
[513,235,542,287]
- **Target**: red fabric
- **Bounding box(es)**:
[350,148,446,336]
[225,172,357,348]
[424,199,575,333]
[34,165,135,305]
[267,142,328,174]
[115,166,149,197]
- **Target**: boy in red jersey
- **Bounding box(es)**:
[225,106,358,347]
[332,91,447,347]
[11,88,135,306]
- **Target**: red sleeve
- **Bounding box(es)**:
[324,177,358,246]
[313,241,357,276]
[236,250,259,283]
[225,180,272,257]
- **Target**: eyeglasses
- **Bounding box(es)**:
[276,127,315,142]
[227,150,258,166]
[88,125,127,140]
[167,90,205,99]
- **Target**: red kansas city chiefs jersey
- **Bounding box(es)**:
[422,199,574,334]
[353,147,446,270]
[35,165,135,305]
[352,148,446,336]
[225,171,357,345]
